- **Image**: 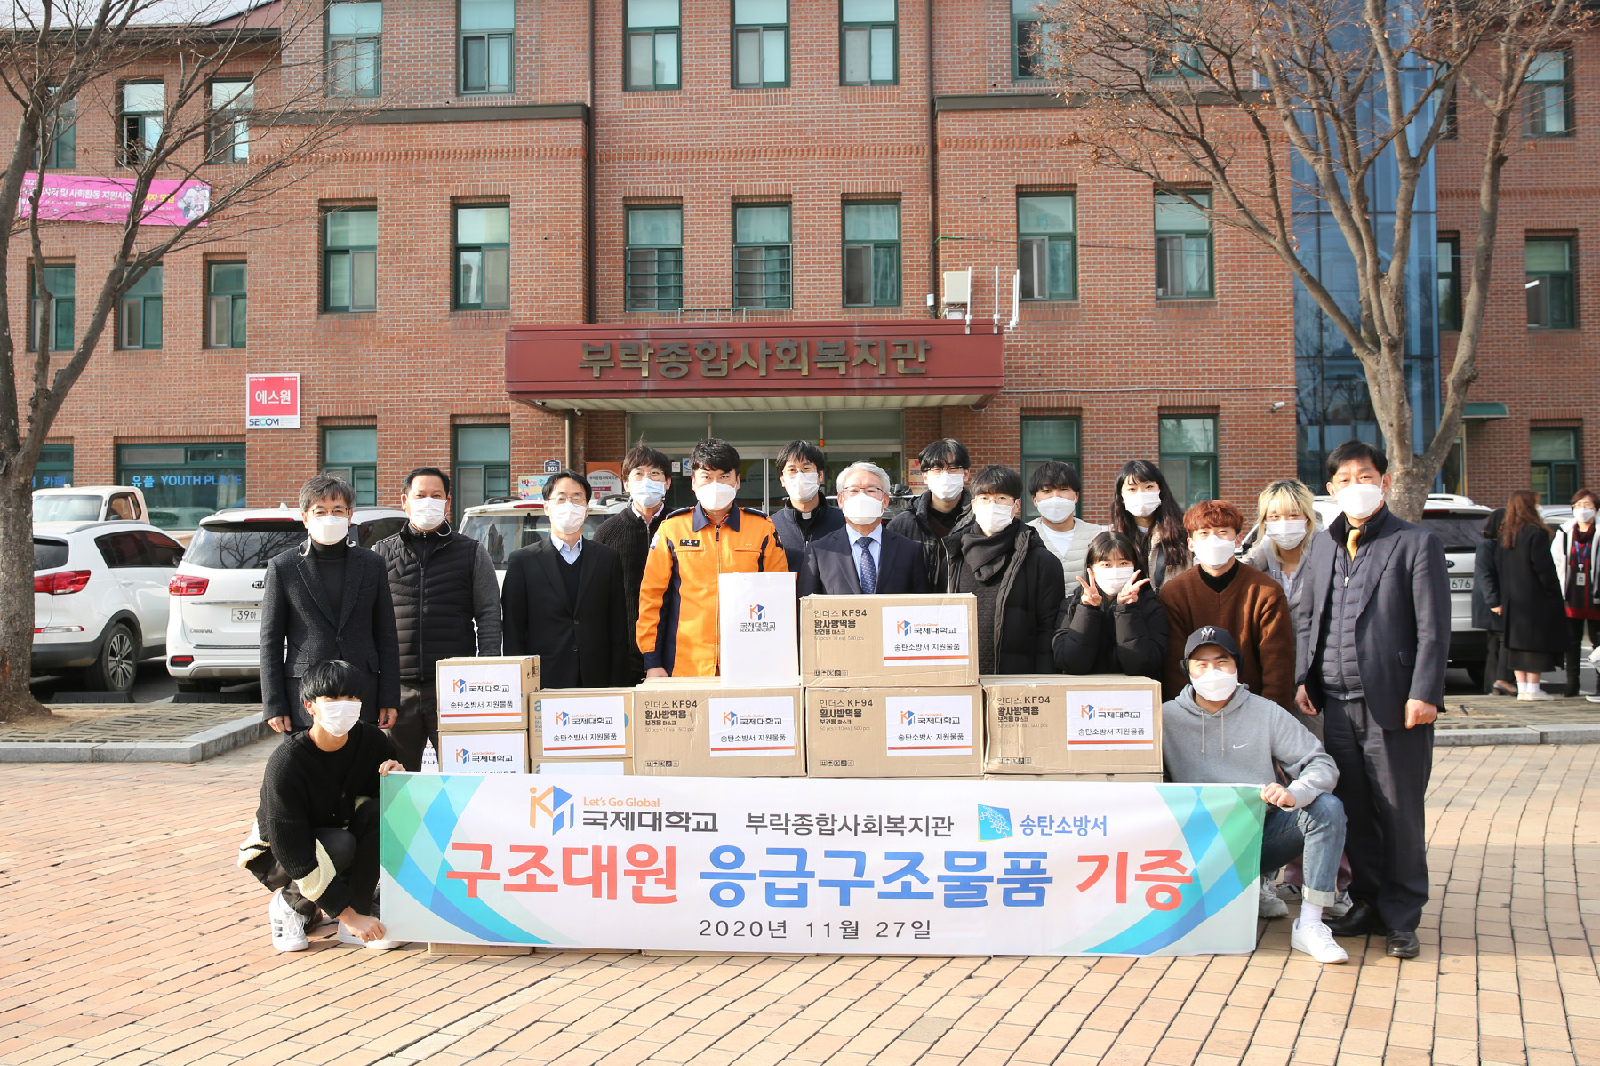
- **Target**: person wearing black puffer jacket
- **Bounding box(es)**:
[888,438,976,591]
[1054,530,1168,679]
[945,465,1066,675]
[372,467,502,771]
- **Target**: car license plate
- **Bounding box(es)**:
[231,608,261,623]
[1449,577,1473,592]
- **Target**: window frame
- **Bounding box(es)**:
[459,0,515,95]
[28,262,75,353]
[839,0,897,86]
[625,205,685,312]
[206,261,247,349]
[205,78,252,164]
[842,200,901,308]
[1436,234,1461,332]
[1158,415,1219,507]
[1530,428,1580,506]
[732,202,793,310]
[33,443,73,489]
[327,1,383,99]
[1524,48,1574,139]
[116,264,163,351]
[37,87,76,169]
[452,424,512,522]
[116,443,247,530]
[322,426,379,507]
[323,206,378,314]
[1154,190,1214,299]
[118,80,164,167]
[1017,192,1077,301]
[1525,236,1576,330]
[1020,415,1082,520]
[625,0,681,92]
[1013,0,1041,81]
[732,0,789,89]
[453,203,511,311]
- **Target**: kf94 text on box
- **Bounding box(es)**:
[800,594,979,688]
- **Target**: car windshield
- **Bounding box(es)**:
[357,517,407,548]
[33,495,102,523]
[33,538,68,571]
[186,520,305,569]
[461,512,607,567]
[1419,513,1487,552]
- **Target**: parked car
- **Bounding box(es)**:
[459,497,627,585]
[32,521,184,692]
[33,485,149,527]
[164,506,407,690]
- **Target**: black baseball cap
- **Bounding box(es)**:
[1183,625,1240,660]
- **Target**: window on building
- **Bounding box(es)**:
[843,202,900,307]
[328,1,382,98]
[118,443,247,530]
[734,0,788,88]
[1151,20,1203,77]
[1439,82,1458,139]
[33,443,73,489]
[28,263,74,353]
[734,204,792,309]
[37,87,75,169]
[454,204,510,310]
[324,427,379,506]
[1018,194,1076,300]
[324,207,377,312]
[1155,191,1213,298]
[205,79,252,163]
[207,262,247,348]
[1525,50,1572,138]
[461,0,514,93]
[119,82,163,166]
[841,0,896,85]
[117,265,162,350]
[1526,237,1575,330]
[626,206,684,311]
[1021,416,1081,520]
[1531,428,1579,505]
[1013,0,1041,79]
[1159,415,1217,506]
[454,425,511,519]
[626,0,680,91]
[1437,235,1461,332]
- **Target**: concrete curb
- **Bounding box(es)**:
[0,713,268,764]
[1435,726,1543,747]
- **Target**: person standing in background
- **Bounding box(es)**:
[1028,460,1104,587]
[593,442,673,684]
[1243,479,1324,727]
[888,438,975,591]
[769,440,845,572]
[1496,490,1568,702]
[1551,488,1600,701]
[1109,459,1190,590]
[1473,508,1516,696]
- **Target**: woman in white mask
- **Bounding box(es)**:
[1027,460,1104,586]
[943,464,1066,675]
[1109,460,1190,590]
[1243,479,1324,620]
[1052,531,1168,679]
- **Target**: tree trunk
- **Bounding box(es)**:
[0,473,52,722]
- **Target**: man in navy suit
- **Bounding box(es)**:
[799,462,931,597]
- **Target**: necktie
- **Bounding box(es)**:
[857,536,878,595]
[1346,527,1361,560]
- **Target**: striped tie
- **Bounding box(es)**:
[857,537,878,595]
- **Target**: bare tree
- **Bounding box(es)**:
[0,0,357,722]
[1035,0,1591,519]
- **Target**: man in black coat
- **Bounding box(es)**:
[260,474,402,733]
[593,443,672,684]
[770,440,845,572]
[372,467,503,771]
[1294,441,1449,959]
[501,470,630,688]
[798,461,929,596]
[887,437,975,590]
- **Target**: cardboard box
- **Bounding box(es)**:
[436,729,529,774]
[533,758,633,775]
[529,689,632,759]
[982,773,1164,782]
[634,683,805,777]
[982,674,1163,775]
[718,571,798,684]
[800,594,978,688]
[435,655,539,731]
[806,687,984,778]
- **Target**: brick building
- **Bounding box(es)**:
[7,0,1594,531]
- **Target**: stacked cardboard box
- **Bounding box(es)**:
[634,679,805,777]
[981,673,1164,782]
[434,655,540,773]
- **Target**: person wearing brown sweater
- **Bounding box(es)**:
[1159,499,1295,708]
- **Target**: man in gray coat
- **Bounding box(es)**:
[1294,441,1449,960]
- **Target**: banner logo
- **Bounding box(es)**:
[896,619,912,636]
[749,604,764,621]
[453,678,468,694]
[455,748,469,764]
[1081,704,1096,720]
[530,786,575,834]
[978,805,1013,841]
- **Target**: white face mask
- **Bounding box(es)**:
[924,470,965,502]
[547,501,588,536]
[1190,536,1237,569]
[1123,489,1162,518]
[306,515,350,546]
[1094,565,1135,597]
[783,472,820,503]
[316,699,363,737]
[1334,482,1385,521]
[407,497,448,531]
[841,493,885,524]
[1190,667,1239,703]
[1264,518,1308,549]
[1575,507,1597,525]
[629,478,667,508]
[695,481,738,513]
[1035,496,1077,524]
[973,501,1015,537]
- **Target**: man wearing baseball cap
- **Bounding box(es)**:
[1163,625,1350,964]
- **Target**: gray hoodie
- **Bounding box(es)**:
[1162,684,1339,809]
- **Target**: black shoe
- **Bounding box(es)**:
[1386,930,1420,958]
[1326,900,1384,937]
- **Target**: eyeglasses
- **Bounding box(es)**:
[837,485,887,499]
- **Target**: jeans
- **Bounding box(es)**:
[1259,793,1346,908]
[245,800,380,920]
[386,682,438,773]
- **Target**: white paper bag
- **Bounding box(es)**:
[718,571,798,684]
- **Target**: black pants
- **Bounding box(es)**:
[1483,631,1516,693]
[386,682,438,773]
[245,800,380,920]
[1322,696,1433,933]
[283,669,381,731]
[1564,617,1600,696]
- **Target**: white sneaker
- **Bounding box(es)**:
[337,922,403,951]
[1259,879,1289,918]
[1586,695,1600,704]
[1291,919,1349,964]
[1324,890,1354,918]
[1520,690,1556,702]
[269,890,309,952]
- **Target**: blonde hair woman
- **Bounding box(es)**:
[1244,479,1323,615]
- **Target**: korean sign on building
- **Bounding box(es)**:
[245,373,300,429]
[380,774,1263,956]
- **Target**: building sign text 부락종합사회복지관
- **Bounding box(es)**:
[579,338,931,379]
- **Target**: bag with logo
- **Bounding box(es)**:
[717,571,798,684]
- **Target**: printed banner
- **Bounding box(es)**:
[882,605,969,666]
[380,774,1263,956]
[20,172,211,227]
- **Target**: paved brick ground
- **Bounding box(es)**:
[0,740,1596,1066]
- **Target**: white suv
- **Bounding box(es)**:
[459,497,626,587]
[32,522,184,692]
[165,506,407,691]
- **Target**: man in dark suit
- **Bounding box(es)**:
[260,474,401,733]
[770,439,845,572]
[799,462,930,597]
[1294,441,1449,960]
[501,469,630,688]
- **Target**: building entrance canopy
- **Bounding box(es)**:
[504,320,1005,412]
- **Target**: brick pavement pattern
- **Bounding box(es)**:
[0,741,1596,1066]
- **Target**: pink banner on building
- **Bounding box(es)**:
[18,172,211,227]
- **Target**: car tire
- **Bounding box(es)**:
[84,622,140,694]
[175,677,225,693]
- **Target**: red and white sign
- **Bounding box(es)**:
[246,374,300,429]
